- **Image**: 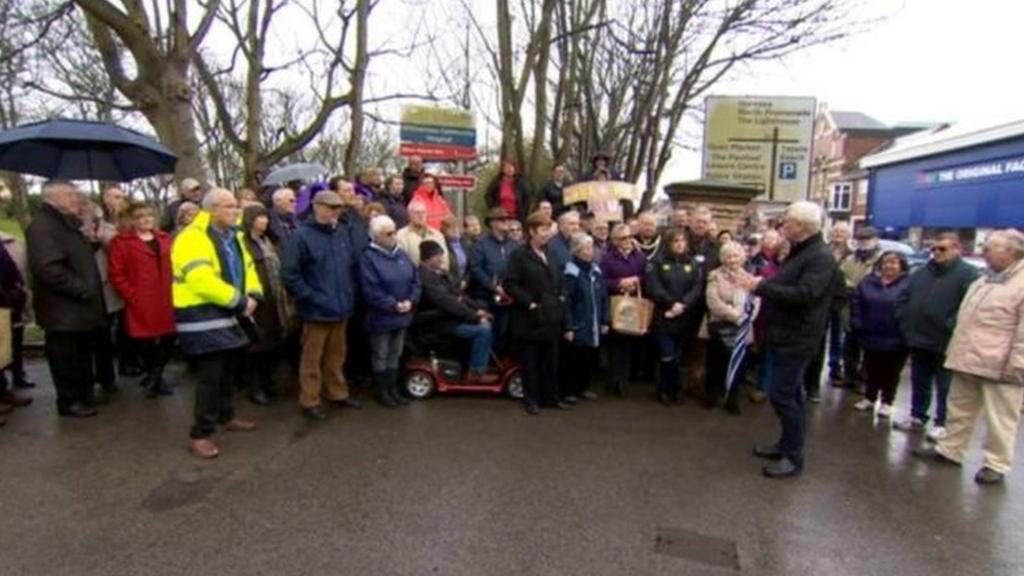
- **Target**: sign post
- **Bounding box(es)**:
[399,105,478,221]
[702,96,816,203]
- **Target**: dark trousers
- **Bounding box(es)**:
[516,339,558,407]
[564,345,599,397]
[655,332,686,397]
[765,350,812,467]
[863,348,908,405]
[704,336,734,402]
[909,348,953,426]
[191,349,242,439]
[93,324,116,388]
[246,347,280,393]
[136,336,174,381]
[114,310,140,371]
[827,310,844,375]
[804,336,827,397]
[343,308,370,385]
[44,331,96,409]
[3,324,27,384]
[606,334,634,389]
[843,329,865,383]
[489,305,511,355]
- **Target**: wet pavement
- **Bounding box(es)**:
[2,359,1022,575]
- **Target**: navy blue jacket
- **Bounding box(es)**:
[359,243,421,334]
[468,232,515,300]
[281,220,357,322]
[563,257,609,348]
[852,273,909,352]
[894,258,979,353]
[548,233,573,275]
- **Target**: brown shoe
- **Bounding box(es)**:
[0,391,31,408]
[189,438,220,459]
[223,418,257,432]
[466,371,499,385]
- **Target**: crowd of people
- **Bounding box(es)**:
[0,156,1022,485]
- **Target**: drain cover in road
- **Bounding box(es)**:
[654,526,740,570]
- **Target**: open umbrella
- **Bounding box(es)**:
[0,118,178,181]
[262,162,328,186]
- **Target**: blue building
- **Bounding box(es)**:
[862,119,1024,249]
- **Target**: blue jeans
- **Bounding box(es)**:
[827,309,844,374]
[369,330,405,372]
[765,350,812,467]
[909,348,952,425]
[452,323,493,372]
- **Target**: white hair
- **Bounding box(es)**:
[201,188,234,210]
[570,232,594,254]
[42,180,75,199]
[786,201,823,235]
[558,210,580,225]
[988,229,1024,258]
[692,205,713,219]
[719,240,747,261]
[408,200,427,213]
[271,187,294,203]
[369,214,396,238]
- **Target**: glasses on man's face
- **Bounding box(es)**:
[613,235,631,241]
[384,231,396,237]
[285,198,296,204]
[930,245,950,254]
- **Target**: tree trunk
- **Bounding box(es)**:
[138,80,206,185]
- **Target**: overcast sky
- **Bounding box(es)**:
[658,0,1024,185]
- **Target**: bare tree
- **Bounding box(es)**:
[69,0,221,183]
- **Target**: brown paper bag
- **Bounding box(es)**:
[609,289,654,336]
[0,308,11,370]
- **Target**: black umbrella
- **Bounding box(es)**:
[0,118,178,181]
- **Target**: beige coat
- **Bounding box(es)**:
[706,267,748,325]
[396,224,449,269]
[945,259,1024,383]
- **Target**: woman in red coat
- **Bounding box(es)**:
[108,201,177,398]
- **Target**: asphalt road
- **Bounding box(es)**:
[1,360,1021,576]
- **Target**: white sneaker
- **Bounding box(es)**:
[893,417,926,432]
[853,399,874,412]
[927,425,948,441]
[877,403,893,418]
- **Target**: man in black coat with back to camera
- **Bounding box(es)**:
[735,201,838,479]
[26,181,109,418]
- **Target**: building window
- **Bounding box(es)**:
[830,182,852,211]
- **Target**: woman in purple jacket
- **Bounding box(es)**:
[851,251,910,418]
[600,223,648,397]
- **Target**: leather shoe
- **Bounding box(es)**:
[562,395,579,405]
[189,438,219,459]
[249,390,271,406]
[581,391,598,401]
[0,390,32,408]
[223,418,256,432]
[0,401,12,416]
[913,445,961,466]
[975,467,1005,485]
[332,397,362,409]
[524,403,540,415]
[303,405,329,421]
[752,444,783,460]
[763,458,802,479]
[58,403,98,418]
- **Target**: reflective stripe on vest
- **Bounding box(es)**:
[176,318,238,333]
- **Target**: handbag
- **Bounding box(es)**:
[609,286,654,336]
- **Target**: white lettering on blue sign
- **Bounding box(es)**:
[918,155,1024,186]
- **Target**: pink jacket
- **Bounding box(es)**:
[706,268,747,325]
[944,259,1024,383]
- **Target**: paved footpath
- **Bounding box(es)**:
[1,360,1021,576]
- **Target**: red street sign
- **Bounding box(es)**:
[436,175,477,189]
[399,142,477,161]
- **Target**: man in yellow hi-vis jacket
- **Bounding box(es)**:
[172,188,263,459]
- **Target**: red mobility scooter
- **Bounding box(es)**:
[401,319,523,400]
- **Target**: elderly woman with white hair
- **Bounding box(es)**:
[916,229,1024,485]
[704,241,753,415]
[561,232,610,402]
[735,201,839,479]
[359,215,421,408]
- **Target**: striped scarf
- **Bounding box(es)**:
[726,295,757,395]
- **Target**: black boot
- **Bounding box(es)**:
[374,371,398,408]
[388,370,409,406]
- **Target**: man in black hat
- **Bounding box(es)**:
[837,225,882,390]
[418,240,499,384]
[469,207,517,352]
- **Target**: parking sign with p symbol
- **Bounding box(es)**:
[779,162,797,180]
